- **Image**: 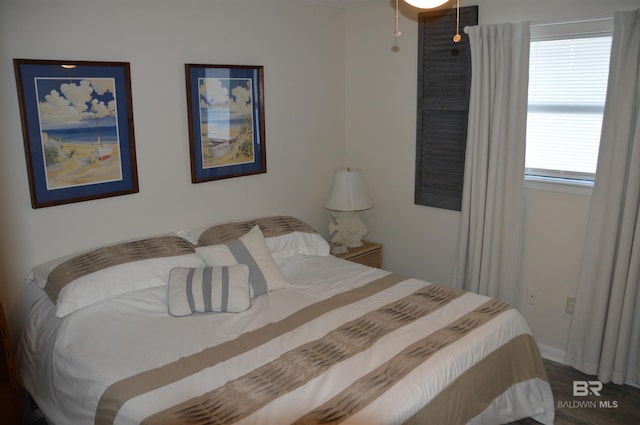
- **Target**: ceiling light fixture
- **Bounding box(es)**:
[393,0,402,38]
[404,0,448,7]
[394,0,462,43]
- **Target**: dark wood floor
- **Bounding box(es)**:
[511,359,640,425]
[27,359,640,425]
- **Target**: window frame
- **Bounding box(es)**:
[525,16,613,190]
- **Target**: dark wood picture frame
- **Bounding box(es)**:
[14,59,138,209]
[185,64,266,183]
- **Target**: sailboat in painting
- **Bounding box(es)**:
[93,136,112,161]
[92,109,112,161]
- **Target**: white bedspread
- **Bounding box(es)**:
[17,255,554,425]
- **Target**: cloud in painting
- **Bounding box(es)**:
[199,78,229,108]
[60,80,93,113]
[39,89,84,126]
[199,78,252,119]
[88,79,114,96]
[230,85,252,116]
[38,79,116,128]
[90,98,116,119]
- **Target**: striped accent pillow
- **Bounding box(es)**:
[168,265,251,316]
[196,225,288,298]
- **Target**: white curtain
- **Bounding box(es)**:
[452,23,530,307]
[565,9,640,386]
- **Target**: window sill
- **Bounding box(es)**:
[525,175,593,196]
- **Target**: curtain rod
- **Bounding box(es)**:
[531,14,613,28]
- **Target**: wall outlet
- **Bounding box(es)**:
[526,287,538,305]
[566,296,576,315]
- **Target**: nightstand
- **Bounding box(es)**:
[334,241,382,268]
[0,302,23,425]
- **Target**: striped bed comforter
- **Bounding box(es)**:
[18,255,554,425]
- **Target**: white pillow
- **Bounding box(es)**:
[195,225,288,297]
[29,235,205,317]
[28,232,181,289]
[266,231,330,261]
[54,253,205,317]
[168,265,251,316]
[179,216,330,259]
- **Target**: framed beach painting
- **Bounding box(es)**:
[14,59,138,209]
[185,64,266,183]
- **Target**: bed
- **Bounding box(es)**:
[16,216,554,425]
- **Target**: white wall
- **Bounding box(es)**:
[345,0,640,360]
[0,0,347,339]
[2,0,639,359]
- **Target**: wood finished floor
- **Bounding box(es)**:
[510,359,640,425]
[29,359,640,425]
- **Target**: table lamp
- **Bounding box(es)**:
[324,168,374,248]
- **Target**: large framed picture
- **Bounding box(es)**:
[14,59,138,209]
[185,64,266,183]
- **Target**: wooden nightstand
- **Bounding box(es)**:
[0,302,23,425]
[334,241,382,268]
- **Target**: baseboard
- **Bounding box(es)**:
[537,343,566,364]
[537,343,640,388]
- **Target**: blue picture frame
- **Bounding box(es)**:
[14,59,138,209]
[185,64,266,183]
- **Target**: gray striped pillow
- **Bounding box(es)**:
[168,265,251,316]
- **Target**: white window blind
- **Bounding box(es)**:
[526,18,613,181]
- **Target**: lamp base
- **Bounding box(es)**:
[328,211,369,248]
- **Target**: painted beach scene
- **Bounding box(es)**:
[198,77,255,169]
[35,77,123,190]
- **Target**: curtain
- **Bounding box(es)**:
[565,9,640,386]
[452,22,530,307]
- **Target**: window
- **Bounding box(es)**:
[526,18,613,182]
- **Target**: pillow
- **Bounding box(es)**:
[180,216,330,259]
[265,231,330,261]
[28,232,183,289]
[35,235,205,317]
[195,225,288,297]
[168,265,251,316]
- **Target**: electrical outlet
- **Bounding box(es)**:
[526,287,538,305]
[566,297,576,315]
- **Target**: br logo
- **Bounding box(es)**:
[573,380,603,396]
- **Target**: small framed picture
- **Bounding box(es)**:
[185,64,266,183]
[14,59,139,208]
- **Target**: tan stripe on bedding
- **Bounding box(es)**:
[197,215,318,246]
[293,298,511,425]
[95,273,408,425]
[140,283,466,425]
[46,236,196,303]
[403,333,549,425]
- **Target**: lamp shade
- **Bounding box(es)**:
[324,168,374,211]
[404,0,449,8]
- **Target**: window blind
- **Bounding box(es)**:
[414,6,478,211]
[526,19,612,181]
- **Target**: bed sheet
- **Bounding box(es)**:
[16,254,554,425]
